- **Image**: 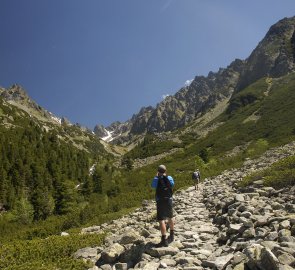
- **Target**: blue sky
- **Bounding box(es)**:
[1,1,295,129]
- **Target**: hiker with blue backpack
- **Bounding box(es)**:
[151,164,175,247]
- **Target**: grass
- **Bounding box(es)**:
[239,154,295,188]
[1,72,295,269]
[0,233,104,270]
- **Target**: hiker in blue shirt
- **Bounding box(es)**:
[151,164,175,247]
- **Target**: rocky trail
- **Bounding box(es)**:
[74,142,295,270]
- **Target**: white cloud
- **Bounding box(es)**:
[162,94,170,99]
[184,79,193,87]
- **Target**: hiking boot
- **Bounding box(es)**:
[168,230,174,242]
[156,236,168,247]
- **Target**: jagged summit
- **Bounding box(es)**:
[0,84,63,125]
[94,16,295,144]
[236,16,295,92]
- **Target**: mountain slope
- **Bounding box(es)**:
[96,16,295,144]
[0,85,110,219]
[0,84,106,155]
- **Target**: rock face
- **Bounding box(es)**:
[94,124,109,138]
[237,16,295,92]
[94,16,295,144]
[97,59,243,143]
[75,141,295,270]
[0,84,63,125]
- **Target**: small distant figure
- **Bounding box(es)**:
[192,169,201,190]
[151,164,175,247]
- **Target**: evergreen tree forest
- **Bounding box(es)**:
[0,121,91,220]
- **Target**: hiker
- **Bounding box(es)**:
[192,169,201,190]
[151,164,175,247]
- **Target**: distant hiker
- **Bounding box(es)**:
[151,164,175,247]
[192,169,201,190]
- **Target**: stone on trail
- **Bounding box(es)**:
[100,265,112,270]
[114,262,128,270]
[277,252,295,266]
[202,254,234,270]
[74,143,295,270]
[278,265,295,270]
[235,194,245,202]
[145,246,179,257]
[260,247,280,270]
[117,228,144,245]
[142,261,160,270]
[101,243,125,263]
[160,258,177,267]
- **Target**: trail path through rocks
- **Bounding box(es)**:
[75,142,295,270]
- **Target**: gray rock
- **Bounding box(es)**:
[145,246,179,257]
[233,262,245,270]
[260,247,280,270]
[228,224,242,234]
[73,247,99,259]
[117,229,144,245]
[202,254,234,270]
[82,226,101,234]
[277,252,295,266]
[242,228,255,239]
[279,220,291,230]
[272,202,284,210]
[160,258,177,267]
[278,229,292,238]
[278,265,295,270]
[266,231,279,241]
[88,266,99,270]
[101,243,125,263]
[254,216,268,227]
[260,241,280,251]
[232,252,247,266]
[244,244,263,269]
[120,243,145,264]
[142,261,160,270]
[115,263,128,270]
[235,194,245,202]
[100,265,112,270]
[175,256,197,265]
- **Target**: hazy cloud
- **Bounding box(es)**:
[184,79,193,87]
[162,94,170,99]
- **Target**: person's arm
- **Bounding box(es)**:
[151,176,158,188]
[167,176,174,188]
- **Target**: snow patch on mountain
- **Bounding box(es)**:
[101,130,114,142]
[48,112,62,124]
[184,79,193,87]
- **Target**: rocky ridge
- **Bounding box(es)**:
[96,16,295,145]
[74,142,295,270]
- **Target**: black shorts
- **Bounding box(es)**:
[156,198,173,221]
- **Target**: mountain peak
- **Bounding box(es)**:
[93,16,295,144]
[1,84,30,102]
[236,16,295,91]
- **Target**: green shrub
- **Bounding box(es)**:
[240,155,295,188]
[0,233,104,270]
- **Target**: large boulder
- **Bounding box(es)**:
[101,243,125,263]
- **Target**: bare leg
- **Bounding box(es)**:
[167,217,174,231]
[159,220,166,235]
